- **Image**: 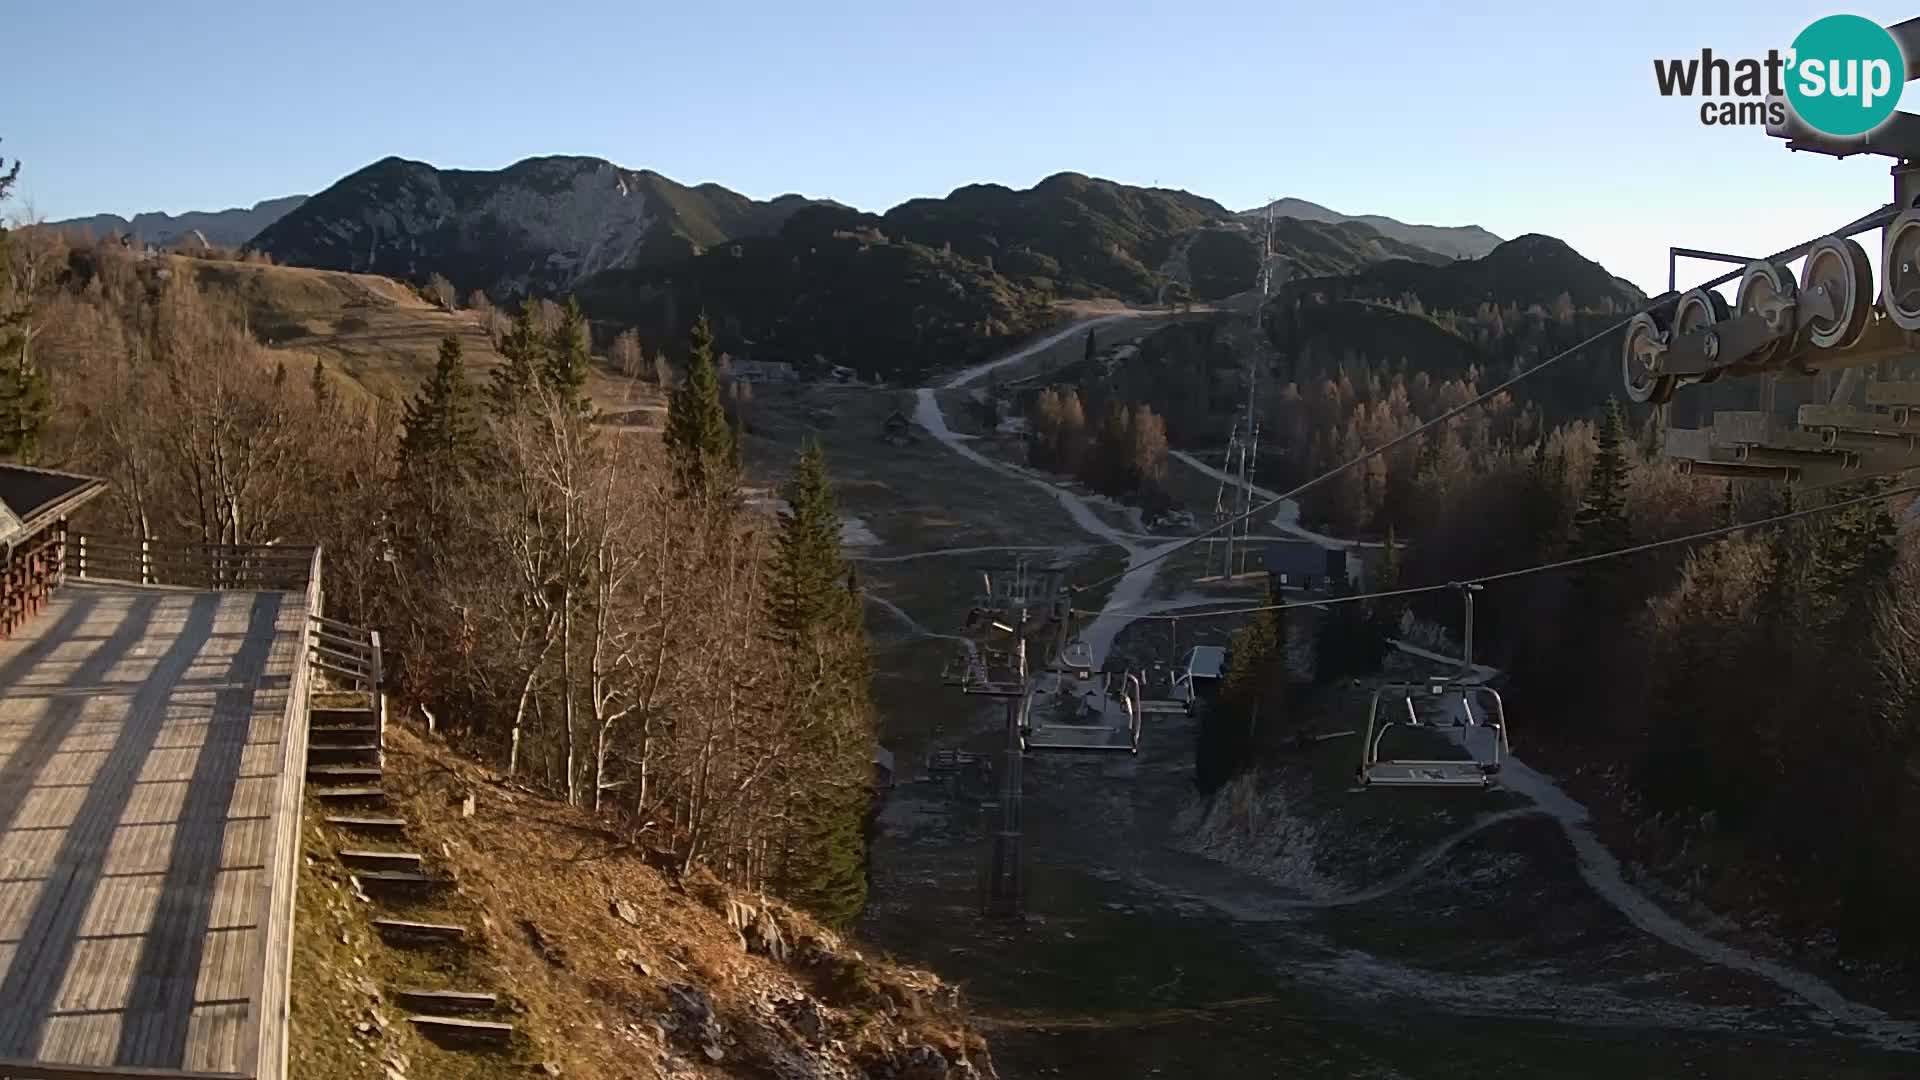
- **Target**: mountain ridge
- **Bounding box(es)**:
[250,154,839,299]
[1241,196,1502,261]
[41,194,307,249]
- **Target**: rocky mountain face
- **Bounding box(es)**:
[226,154,1530,380]
[250,155,830,300]
[42,195,306,249]
[1243,196,1502,261]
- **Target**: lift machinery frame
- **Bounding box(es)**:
[1635,17,1920,487]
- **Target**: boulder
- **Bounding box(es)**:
[745,908,789,962]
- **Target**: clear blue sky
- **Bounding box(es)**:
[6,1,1918,295]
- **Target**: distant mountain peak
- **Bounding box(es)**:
[1240,197,1501,261]
[248,156,835,299]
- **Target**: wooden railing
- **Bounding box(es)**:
[309,613,382,693]
[65,535,318,592]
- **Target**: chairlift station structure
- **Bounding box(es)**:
[1633,17,1920,488]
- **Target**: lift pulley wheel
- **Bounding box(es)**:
[1734,260,1800,370]
[1883,210,1920,332]
[1802,235,1876,350]
[1621,310,1673,405]
[1672,288,1730,384]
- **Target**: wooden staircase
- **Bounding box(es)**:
[301,614,520,1054]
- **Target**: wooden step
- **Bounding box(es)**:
[408,1015,513,1042]
[312,706,379,727]
[308,764,382,784]
[338,848,424,872]
[310,724,381,746]
[372,918,466,943]
[307,743,381,767]
[352,869,450,893]
[392,988,498,1014]
[311,786,385,803]
[324,814,408,833]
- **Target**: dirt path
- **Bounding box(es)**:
[1169,448,1392,551]
[914,315,1190,666]
[850,544,1087,564]
[873,317,1920,1075]
[1386,639,1920,1051]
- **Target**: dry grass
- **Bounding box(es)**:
[290,720,990,1080]
[181,257,657,417]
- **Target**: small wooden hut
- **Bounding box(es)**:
[0,464,107,636]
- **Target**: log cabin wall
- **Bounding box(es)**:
[0,519,66,638]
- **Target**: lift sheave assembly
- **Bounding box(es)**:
[1637,16,1920,487]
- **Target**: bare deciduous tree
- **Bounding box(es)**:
[425,273,456,311]
[611,328,644,382]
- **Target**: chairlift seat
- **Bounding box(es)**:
[1361,761,1497,788]
[1358,681,1511,794]
[1058,639,1094,676]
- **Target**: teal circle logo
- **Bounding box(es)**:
[1786,15,1906,137]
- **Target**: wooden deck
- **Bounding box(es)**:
[0,582,310,1079]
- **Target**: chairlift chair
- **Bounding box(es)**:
[939,646,974,687]
[1357,679,1511,790]
[1020,671,1143,754]
[1057,639,1094,679]
[1134,662,1191,716]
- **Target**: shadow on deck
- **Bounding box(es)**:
[0,581,311,1079]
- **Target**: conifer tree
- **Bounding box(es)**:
[543,297,591,409]
[488,300,544,416]
[1574,399,1631,554]
[0,148,41,463]
[393,335,483,590]
[663,314,735,496]
[1198,591,1284,793]
[1524,437,1571,554]
[769,442,850,645]
[400,335,482,477]
[767,441,873,924]
[1367,528,1405,645]
[0,362,51,463]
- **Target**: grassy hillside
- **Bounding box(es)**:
[290,722,994,1080]
[180,257,656,416]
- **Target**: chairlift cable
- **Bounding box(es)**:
[1076,479,1920,623]
[1068,203,1902,597]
